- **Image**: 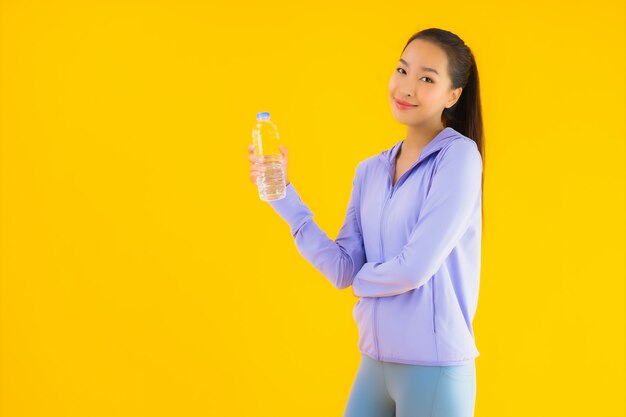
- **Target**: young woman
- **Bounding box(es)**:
[248,27,484,417]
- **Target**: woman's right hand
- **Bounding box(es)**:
[248,144,290,186]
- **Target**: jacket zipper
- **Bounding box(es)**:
[373,299,379,360]
[432,280,436,334]
[375,176,395,361]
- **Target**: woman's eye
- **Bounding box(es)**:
[395,68,433,83]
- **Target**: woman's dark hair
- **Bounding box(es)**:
[402,28,485,230]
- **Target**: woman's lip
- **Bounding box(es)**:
[394,99,417,109]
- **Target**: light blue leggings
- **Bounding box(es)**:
[343,353,476,417]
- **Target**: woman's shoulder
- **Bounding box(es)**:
[354,152,387,178]
[436,135,482,165]
[360,139,403,169]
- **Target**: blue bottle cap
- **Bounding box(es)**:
[256,111,270,120]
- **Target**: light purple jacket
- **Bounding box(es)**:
[268,127,482,365]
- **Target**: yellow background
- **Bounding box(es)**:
[1,1,624,416]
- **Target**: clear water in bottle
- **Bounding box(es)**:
[252,111,286,201]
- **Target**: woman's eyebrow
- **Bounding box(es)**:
[398,58,439,76]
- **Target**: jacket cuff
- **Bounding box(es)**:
[267,183,313,236]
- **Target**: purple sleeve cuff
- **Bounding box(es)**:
[267,183,314,236]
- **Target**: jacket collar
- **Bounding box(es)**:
[378,126,461,168]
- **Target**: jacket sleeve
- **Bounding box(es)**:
[266,163,367,290]
[351,140,482,298]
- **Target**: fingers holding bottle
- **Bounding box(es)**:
[248,144,289,187]
[279,145,290,186]
[248,144,265,185]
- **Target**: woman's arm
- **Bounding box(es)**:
[267,164,367,290]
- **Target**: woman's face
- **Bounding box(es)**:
[388,39,462,128]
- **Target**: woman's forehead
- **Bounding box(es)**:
[401,39,448,71]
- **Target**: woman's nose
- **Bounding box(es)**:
[400,83,417,97]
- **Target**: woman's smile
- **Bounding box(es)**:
[394,98,418,110]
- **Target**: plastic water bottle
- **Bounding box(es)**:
[252,111,286,201]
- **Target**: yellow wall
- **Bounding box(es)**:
[1,1,624,416]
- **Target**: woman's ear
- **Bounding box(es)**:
[445,87,463,109]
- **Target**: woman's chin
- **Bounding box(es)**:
[391,111,416,125]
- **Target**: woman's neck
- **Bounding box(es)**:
[399,124,445,158]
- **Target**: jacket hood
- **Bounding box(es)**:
[378,126,462,168]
